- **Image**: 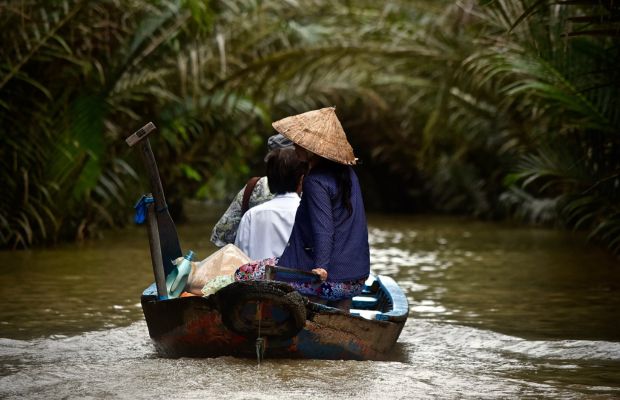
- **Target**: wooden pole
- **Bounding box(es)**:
[145,198,168,299]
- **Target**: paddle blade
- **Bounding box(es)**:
[156,210,182,275]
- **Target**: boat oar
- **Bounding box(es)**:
[266,265,322,283]
[144,197,168,299]
[126,122,182,276]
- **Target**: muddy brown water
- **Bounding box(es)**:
[1,203,619,399]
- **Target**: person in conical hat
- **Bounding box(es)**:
[275,107,369,308]
[236,107,369,309]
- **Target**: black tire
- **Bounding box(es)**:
[215,280,307,339]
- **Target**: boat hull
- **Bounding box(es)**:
[141,275,408,360]
[142,296,403,360]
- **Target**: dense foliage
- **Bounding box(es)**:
[1,0,618,255]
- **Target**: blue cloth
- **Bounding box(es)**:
[277,166,370,282]
[133,195,155,224]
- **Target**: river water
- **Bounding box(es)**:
[1,204,619,399]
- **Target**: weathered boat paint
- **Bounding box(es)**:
[141,274,408,360]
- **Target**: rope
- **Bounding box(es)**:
[255,301,265,365]
[256,280,265,365]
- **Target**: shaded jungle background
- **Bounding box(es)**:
[1,0,619,256]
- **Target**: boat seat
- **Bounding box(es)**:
[351,296,378,309]
[349,309,381,320]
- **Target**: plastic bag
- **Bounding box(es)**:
[185,244,251,295]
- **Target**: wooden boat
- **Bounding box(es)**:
[141,272,408,360]
[127,122,409,361]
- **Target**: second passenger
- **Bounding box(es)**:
[234,147,306,260]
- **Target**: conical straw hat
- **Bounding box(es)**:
[271,107,357,165]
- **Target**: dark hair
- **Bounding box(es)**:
[265,148,307,194]
[316,158,353,216]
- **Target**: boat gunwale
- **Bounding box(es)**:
[141,274,408,320]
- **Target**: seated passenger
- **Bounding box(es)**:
[234,147,306,260]
[235,107,370,310]
[210,134,293,247]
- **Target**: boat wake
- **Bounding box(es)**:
[1,319,619,399]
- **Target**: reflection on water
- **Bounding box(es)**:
[368,215,620,342]
[1,206,619,398]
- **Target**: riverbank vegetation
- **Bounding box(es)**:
[1,0,618,255]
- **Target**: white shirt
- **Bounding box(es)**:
[234,192,301,260]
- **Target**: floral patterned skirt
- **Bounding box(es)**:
[234,258,366,301]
